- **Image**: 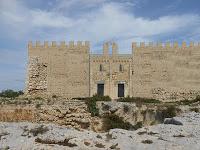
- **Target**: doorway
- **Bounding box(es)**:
[118,84,124,97]
[97,84,104,96]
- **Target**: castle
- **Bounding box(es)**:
[25,41,200,101]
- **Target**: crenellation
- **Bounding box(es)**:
[28,41,33,48]
[131,41,200,49]
[157,42,163,48]
[165,42,171,48]
[140,42,145,47]
[190,41,194,47]
[173,42,179,48]
[36,41,41,47]
[44,41,49,48]
[52,41,57,47]
[182,42,187,48]
[60,41,66,47]
[103,42,109,56]
[26,40,200,101]
[69,41,75,48]
[112,42,118,56]
[85,41,90,47]
[148,42,153,47]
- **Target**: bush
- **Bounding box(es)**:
[123,105,130,113]
[190,107,199,113]
[160,105,177,119]
[102,114,134,131]
[85,95,111,116]
[117,96,161,104]
[170,95,200,105]
[133,121,143,130]
[35,103,42,109]
[90,94,111,102]
[52,95,57,98]
[0,89,23,98]
[141,139,153,144]
[29,125,49,136]
[85,98,99,117]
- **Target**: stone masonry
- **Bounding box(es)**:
[25,41,200,101]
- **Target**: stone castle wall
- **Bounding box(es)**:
[26,41,90,98]
[132,42,200,100]
[26,41,200,101]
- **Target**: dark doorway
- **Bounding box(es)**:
[118,84,124,97]
[97,84,104,96]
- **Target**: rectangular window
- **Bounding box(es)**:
[97,84,104,96]
[118,84,124,97]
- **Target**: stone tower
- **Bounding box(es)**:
[25,41,90,98]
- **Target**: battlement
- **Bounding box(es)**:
[28,41,90,49]
[132,42,200,49]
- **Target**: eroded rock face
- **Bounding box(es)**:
[1,112,200,150]
[0,100,94,130]
[97,101,179,127]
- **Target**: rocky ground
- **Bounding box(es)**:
[0,112,200,150]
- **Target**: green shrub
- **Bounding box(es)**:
[85,98,99,117]
[0,89,23,98]
[90,94,111,102]
[171,95,200,105]
[29,125,49,136]
[35,103,42,109]
[102,104,111,111]
[35,97,43,100]
[102,114,134,131]
[85,95,111,116]
[133,121,143,130]
[123,105,130,113]
[190,107,199,113]
[141,139,153,144]
[117,96,161,104]
[160,105,177,119]
[52,95,57,98]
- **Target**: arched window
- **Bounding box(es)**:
[119,64,123,72]
[100,64,103,71]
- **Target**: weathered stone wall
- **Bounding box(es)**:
[132,42,200,101]
[90,42,132,99]
[26,41,200,101]
[26,41,90,98]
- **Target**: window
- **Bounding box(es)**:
[97,84,104,96]
[118,84,124,97]
[119,64,123,72]
[100,64,103,71]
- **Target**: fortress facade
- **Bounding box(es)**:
[26,41,200,101]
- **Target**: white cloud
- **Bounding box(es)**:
[0,0,200,90]
[0,0,199,45]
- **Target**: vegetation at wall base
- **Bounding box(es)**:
[0,89,23,99]
[85,97,99,117]
[85,95,111,117]
[102,114,143,131]
[117,96,161,104]
[159,105,177,119]
[177,95,200,105]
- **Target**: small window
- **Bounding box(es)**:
[119,64,123,72]
[100,64,103,71]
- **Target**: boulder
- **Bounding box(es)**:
[164,118,183,125]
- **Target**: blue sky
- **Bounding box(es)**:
[0,0,200,91]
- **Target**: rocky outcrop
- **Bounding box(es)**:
[164,118,183,125]
[0,100,94,130]
[37,101,93,130]
[1,112,200,150]
[97,101,182,126]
